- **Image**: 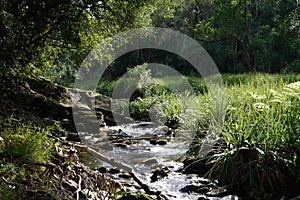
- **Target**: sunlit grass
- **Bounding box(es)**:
[0,118,56,199]
[99,71,300,197]
[205,75,300,197]
[0,118,54,162]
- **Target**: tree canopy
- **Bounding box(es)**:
[0,0,150,72]
[152,0,300,73]
[0,0,299,81]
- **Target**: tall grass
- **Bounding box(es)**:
[205,75,300,197]
[0,118,54,162]
[0,118,56,199]
[98,70,300,197]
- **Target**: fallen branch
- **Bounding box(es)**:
[53,136,170,200]
[86,146,170,200]
[75,175,82,200]
[2,177,20,188]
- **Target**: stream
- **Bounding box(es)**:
[77,122,239,200]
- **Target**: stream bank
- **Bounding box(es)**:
[74,122,239,200]
[1,75,300,200]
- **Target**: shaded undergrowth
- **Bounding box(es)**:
[0,118,119,200]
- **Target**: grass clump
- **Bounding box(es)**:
[0,117,120,200]
[0,118,54,162]
[204,78,300,198]
[0,118,56,199]
[129,91,184,128]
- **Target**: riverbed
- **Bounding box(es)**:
[77,122,239,200]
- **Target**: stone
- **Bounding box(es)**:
[150,139,167,145]
[117,193,155,200]
[66,132,81,142]
[157,140,167,145]
[150,139,157,145]
[179,185,199,193]
[150,167,170,182]
[196,187,210,193]
[108,168,121,174]
[180,157,212,175]
[221,195,239,200]
[180,185,211,194]
[207,186,228,197]
[198,197,209,200]
[115,143,130,149]
[96,167,108,173]
[141,158,158,166]
[118,173,132,179]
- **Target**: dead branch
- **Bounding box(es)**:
[53,136,170,200]
[75,175,82,200]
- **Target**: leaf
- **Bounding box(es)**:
[248,91,266,100]
[253,102,270,111]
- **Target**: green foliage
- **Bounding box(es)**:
[151,0,299,73]
[200,74,300,197]
[206,148,295,197]
[97,79,117,96]
[0,118,60,199]
[129,96,157,120]
[125,73,299,197]
[0,0,154,82]
[1,0,299,85]
[127,63,153,93]
[98,73,300,197]
[0,162,25,200]
[0,118,54,162]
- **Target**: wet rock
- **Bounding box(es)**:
[198,197,209,200]
[180,185,199,193]
[149,139,157,145]
[197,187,210,193]
[157,140,168,145]
[96,167,108,173]
[180,157,212,175]
[179,185,210,194]
[150,139,167,145]
[118,173,132,179]
[221,195,239,200]
[108,168,121,174]
[198,179,213,185]
[207,186,228,197]
[150,167,170,182]
[108,129,132,138]
[66,132,81,142]
[141,158,158,166]
[115,143,131,148]
[117,193,155,200]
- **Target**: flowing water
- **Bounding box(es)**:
[78,122,237,200]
